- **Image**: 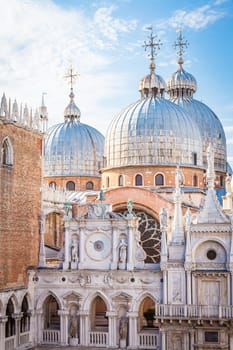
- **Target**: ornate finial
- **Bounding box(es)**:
[64,66,78,91]
[174,28,189,66]
[142,26,162,72]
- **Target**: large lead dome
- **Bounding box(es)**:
[105,65,202,169]
[167,31,227,172]
[44,88,104,177]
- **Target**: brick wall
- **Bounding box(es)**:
[0,120,41,289]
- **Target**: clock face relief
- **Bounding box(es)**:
[85,233,111,261]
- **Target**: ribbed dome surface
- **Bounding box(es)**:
[167,67,197,96]
[44,121,104,177]
[175,98,227,172]
[105,96,202,168]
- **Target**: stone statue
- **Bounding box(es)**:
[127,199,133,216]
[175,167,184,188]
[185,208,192,231]
[226,174,231,194]
[119,239,127,264]
[119,317,128,340]
[159,208,167,230]
[71,240,78,263]
[69,314,78,338]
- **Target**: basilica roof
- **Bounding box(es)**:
[44,86,104,177]
[104,30,202,169]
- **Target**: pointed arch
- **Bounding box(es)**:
[131,291,158,312]
[5,293,19,314]
[83,290,111,311]
[5,298,16,337]
[36,290,63,311]
[43,294,60,330]
[1,136,13,166]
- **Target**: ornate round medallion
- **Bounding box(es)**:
[207,249,217,260]
[85,233,111,261]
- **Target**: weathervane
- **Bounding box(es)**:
[142,26,162,60]
[174,29,189,62]
[64,66,78,90]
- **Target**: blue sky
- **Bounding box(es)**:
[0,0,232,165]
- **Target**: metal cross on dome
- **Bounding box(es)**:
[64,66,79,89]
[142,26,162,60]
[174,29,189,59]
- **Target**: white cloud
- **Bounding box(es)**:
[0,0,138,131]
[224,126,233,132]
[156,4,225,30]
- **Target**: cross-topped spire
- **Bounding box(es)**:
[142,26,162,60]
[174,29,189,65]
[64,66,78,90]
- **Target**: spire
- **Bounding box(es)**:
[171,167,185,243]
[185,208,192,262]
[142,26,162,74]
[197,143,229,224]
[206,143,215,190]
[12,99,19,122]
[159,208,168,262]
[64,66,81,122]
[174,28,189,68]
[39,92,48,133]
[0,93,8,118]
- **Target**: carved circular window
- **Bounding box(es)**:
[116,209,161,263]
[207,249,217,260]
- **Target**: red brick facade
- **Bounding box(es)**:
[0,120,41,289]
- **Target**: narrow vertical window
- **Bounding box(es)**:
[193,174,198,187]
[155,174,164,186]
[66,181,75,191]
[118,175,123,186]
[135,174,143,186]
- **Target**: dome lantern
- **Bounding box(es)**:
[139,27,166,99]
[64,67,81,123]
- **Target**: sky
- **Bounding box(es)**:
[0,0,233,166]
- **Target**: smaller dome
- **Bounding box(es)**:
[64,88,81,122]
[167,65,197,98]
[139,59,167,99]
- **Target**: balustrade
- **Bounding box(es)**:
[89,331,108,347]
[155,304,233,319]
[42,329,60,344]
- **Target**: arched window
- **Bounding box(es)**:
[135,174,143,186]
[49,181,57,189]
[193,174,198,187]
[91,296,108,331]
[43,295,60,330]
[155,174,164,186]
[106,176,110,188]
[66,181,75,191]
[118,175,123,186]
[86,181,94,190]
[2,137,13,166]
[20,296,30,333]
[5,299,15,337]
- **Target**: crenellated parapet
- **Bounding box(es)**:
[0,92,48,134]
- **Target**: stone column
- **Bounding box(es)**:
[28,310,34,344]
[79,311,89,346]
[63,221,70,270]
[161,329,166,350]
[111,221,119,270]
[106,311,118,348]
[78,223,85,269]
[230,331,233,350]
[127,312,138,349]
[127,218,137,270]
[13,312,23,347]
[58,310,69,345]
[35,310,43,344]
[162,270,167,304]
[190,330,195,350]
[186,270,192,304]
[0,317,8,350]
